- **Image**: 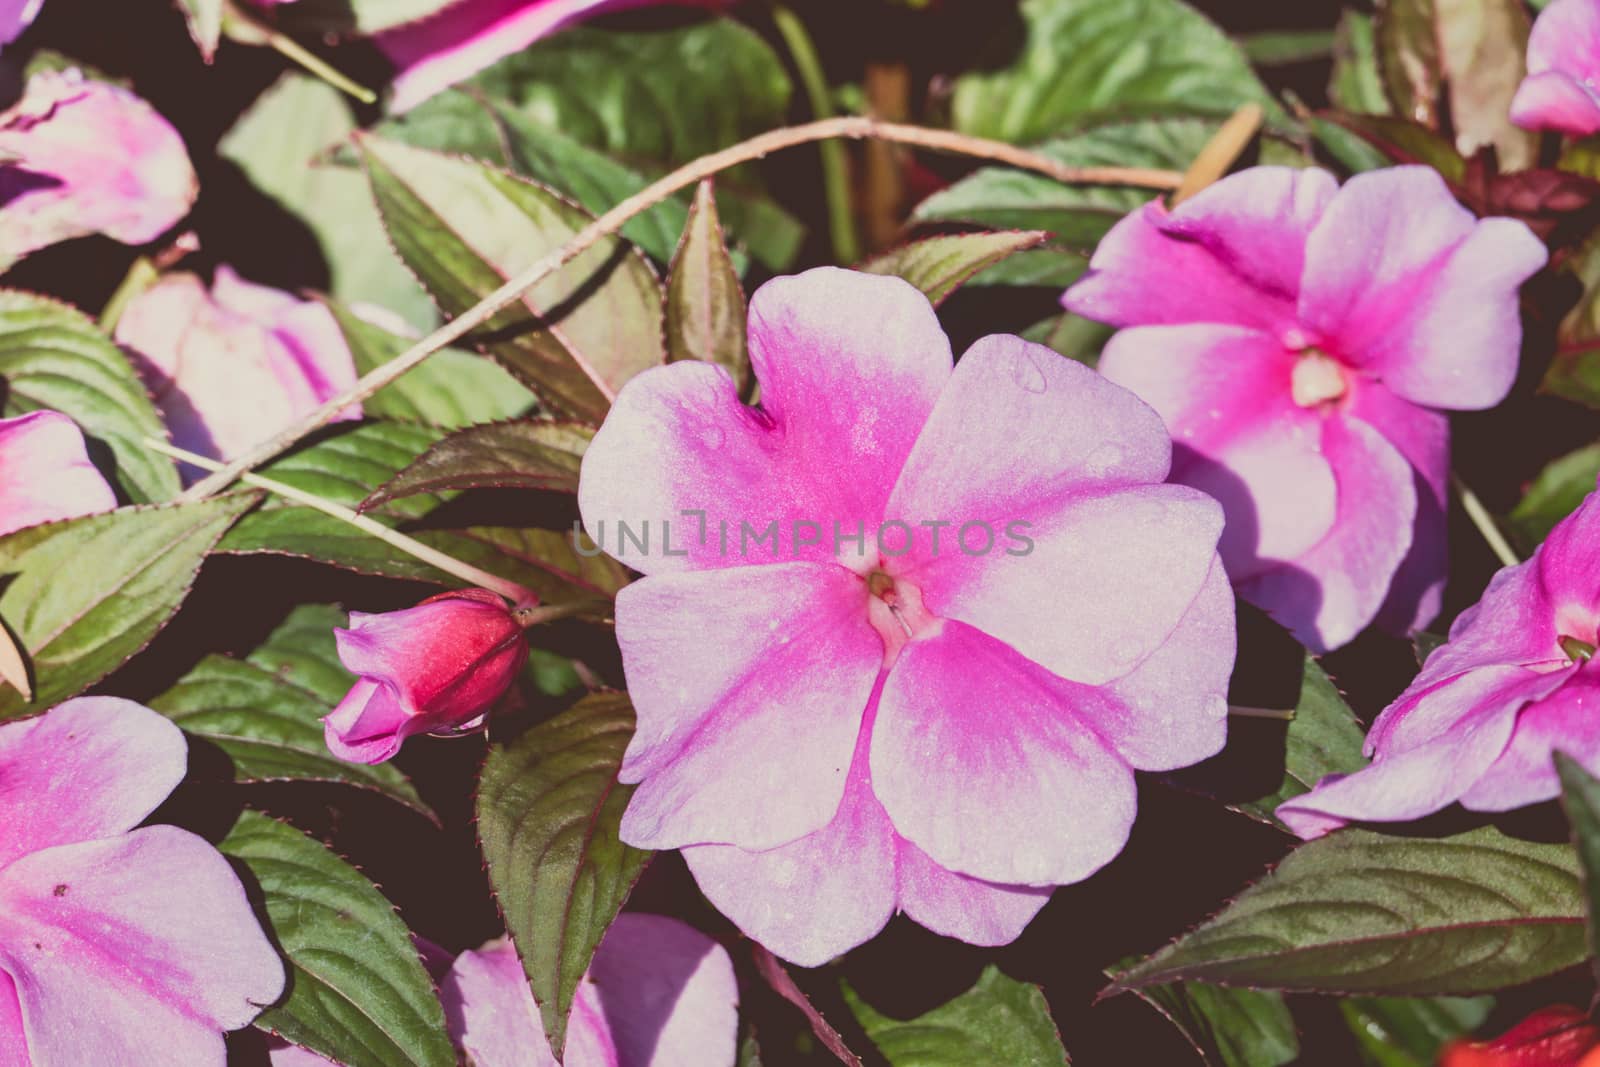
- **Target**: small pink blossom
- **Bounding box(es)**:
[1063,166,1547,652]
[1512,0,1600,137]
[441,913,738,1067]
[0,70,196,266]
[0,697,285,1063]
[578,267,1235,965]
[1279,478,1600,838]
[379,0,724,113]
[325,589,529,764]
[114,266,360,474]
[0,410,116,537]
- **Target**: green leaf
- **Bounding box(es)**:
[273,0,453,35]
[220,74,435,330]
[1125,979,1297,1067]
[222,812,455,1067]
[476,691,651,1059]
[952,0,1274,144]
[329,300,533,429]
[1111,826,1586,996]
[1319,113,1467,182]
[666,182,749,389]
[0,496,255,720]
[150,605,427,814]
[1375,0,1537,170]
[0,290,180,504]
[364,419,592,509]
[1239,656,1369,829]
[176,0,223,59]
[1557,753,1600,986]
[361,137,665,423]
[1021,312,1112,366]
[861,231,1051,305]
[1340,996,1494,1066]
[1331,12,1392,115]
[845,966,1070,1066]
[416,527,629,611]
[1508,441,1600,552]
[1240,29,1336,67]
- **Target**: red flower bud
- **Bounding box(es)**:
[1440,1006,1600,1067]
[324,589,528,764]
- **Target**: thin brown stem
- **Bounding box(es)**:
[181,115,1184,500]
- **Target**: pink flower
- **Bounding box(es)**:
[0,70,196,266]
[578,267,1234,965]
[1512,0,1600,137]
[379,0,723,113]
[325,589,529,764]
[441,913,738,1067]
[1278,479,1600,838]
[114,266,360,474]
[0,0,43,48]
[1063,166,1547,652]
[0,410,116,537]
[0,697,285,1063]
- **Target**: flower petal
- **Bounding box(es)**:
[0,970,26,1067]
[1300,167,1546,411]
[0,411,116,538]
[895,842,1052,949]
[872,621,1137,886]
[1537,477,1600,643]
[0,0,43,48]
[1098,324,1336,577]
[322,679,413,765]
[1238,416,1417,653]
[1511,71,1600,136]
[615,562,881,851]
[0,826,285,1065]
[440,937,554,1067]
[0,697,186,871]
[1461,668,1600,811]
[1526,0,1600,77]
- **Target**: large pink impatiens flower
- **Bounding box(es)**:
[578,267,1235,965]
[1063,165,1547,653]
[1512,0,1600,137]
[0,410,116,537]
[0,697,285,1063]
[1279,478,1600,839]
[441,913,739,1067]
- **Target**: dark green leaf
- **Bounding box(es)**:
[861,231,1051,305]
[1021,312,1112,366]
[845,966,1070,1066]
[477,691,651,1059]
[1340,996,1494,1066]
[0,496,255,719]
[1331,13,1392,115]
[1508,441,1600,552]
[361,137,665,422]
[150,605,427,814]
[1125,979,1297,1067]
[415,527,629,612]
[1557,753,1600,986]
[666,181,749,389]
[0,290,180,503]
[952,0,1274,144]
[1111,826,1586,996]
[1309,114,1467,183]
[1240,656,1369,829]
[363,419,592,509]
[223,812,455,1067]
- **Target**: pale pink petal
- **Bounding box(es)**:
[323,678,412,765]
[894,842,1052,950]
[0,697,186,871]
[0,0,43,47]
[212,268,361,423]
[579,270,951,575]
[1155,166,1339,300]
[1061,202,1297,334]
[0,971,25,1067]
[1461,668,1600,810]
[0,826,285,1065]
[0,411,116,537]
[1097,325,1337,578]
[872,621,1137,886]
[440,938,556,1067]
[267,1040,342,1066]
[584,914,739,1067]
[0,72,196,264]
[1300,167,1546,411]
[1238,416,1417,653]
[1511,72,1600,136]
[614,562,881,851]
[1526,0,1600,76]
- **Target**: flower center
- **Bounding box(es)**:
[1561,635,1597,664]
[1291,348,1349,408]
[865,570,936,664]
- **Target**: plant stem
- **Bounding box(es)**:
[1453,473,1521,570]
[1228,705,1296,721]
[147,438,536,604]
[771,3,860,264]
[1172,103,1264,206]
[223,1,377,104]
[181,115,1184,500]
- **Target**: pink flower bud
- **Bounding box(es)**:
[324,589,529,764]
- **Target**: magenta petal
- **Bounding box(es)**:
[1511,72,1600,136]
[872,621,1137,886]
[1061,201,1298,333]
[1515,0,1600,134]
[1461,668,1600,811]
[894,842,1052,949]
[0,697,186,871]
[614,563,881,851]
[1536,478,1600,640]
[1300,167,1546,411]
[440,938,555,1067]
[0,970,25,1067]
[0,826,285,1065]
[1239,416,1416,653]
[0,71,196,264]
[0,411,116,537]
[323,679,413,765]
[0,0,42,47]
